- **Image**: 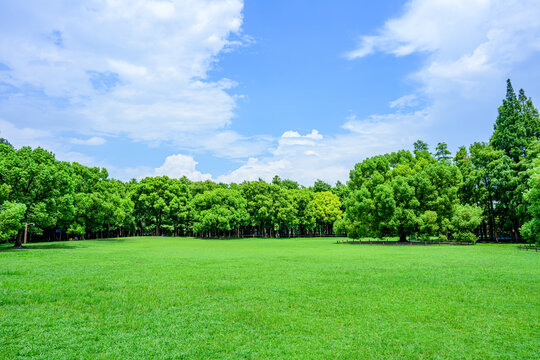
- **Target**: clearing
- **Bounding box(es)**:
[1,237,538,359]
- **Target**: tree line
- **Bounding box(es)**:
[0,151,344,247]
[337,80,539,245]
[0,79,538,247]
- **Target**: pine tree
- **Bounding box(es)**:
[518,89,540,145]
[490,79,527,162]
[489,80,540,241]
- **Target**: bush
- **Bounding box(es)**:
[454,231,477,244]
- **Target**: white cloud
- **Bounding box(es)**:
[389,94,418,109]
[0,0,246,152]
[217,157,290,183]
[347,0,540,97]
[69,136,106,146]
[276,129,323,149]
[0,118,97,165]
[218,114,429,185]
[345,0,540,152]
[109,153,212,182]
[153,154,212,181]
[342,110,429,135]
[182,130,273,158]
[346,0,494,60]
[0,119,51,149]
[282,129,322,139]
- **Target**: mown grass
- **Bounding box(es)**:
[0,237,538,359]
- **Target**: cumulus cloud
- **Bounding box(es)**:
[277,129,323,148]
[0,118,97,164]
[217,157,290,183]
[0,0,246,152]
[109,153,212,182]
[347,0,540,96]
[217,116,428,185]
[345,0,540,151]
[153,154,212,181]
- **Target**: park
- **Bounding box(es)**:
[0,77,539,359]
[1,2,540,359]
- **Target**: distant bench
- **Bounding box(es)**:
[518,244,539,252]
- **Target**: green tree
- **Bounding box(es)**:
[331,181,350,205]
[342,147,460,242]
[491,79,528,162]
[413,140,430,159]
[290,188,316,234]
[418,210,439,242]
[0,201,26,242]
[312,179,332,192]
[518,89,540,142]
[467,142,510,241]
[272,175,300,190]
[309,191,342,235]
[132,176,190,236]
[521,141,540,246]
[449,204,483,243]
[0,138,12,148]
[241,181,274,236]
[348,154,391,191]
[191,188,248,237]
[0,145,75,247]
[488,81,540,240]
[435,142,451,162]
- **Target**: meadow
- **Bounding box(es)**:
[1,237,538,359]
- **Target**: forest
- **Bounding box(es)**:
[1,80,539,247]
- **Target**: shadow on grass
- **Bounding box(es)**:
[87,238,127,242]
[30,243,81,250]
[0,242,81,252]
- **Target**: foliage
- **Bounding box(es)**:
[192,188,248,235]
[343,150,461,241]
[0,201,26,241]
[0,137,12,148]
[449,204,483,243]
[0,145,75,246]
[435,142,451,162]
[309,191,342,225]
[132,176,190,236]
[521,142,540,246]
[311,179,332,192]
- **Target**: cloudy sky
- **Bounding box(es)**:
[1,0,540,185]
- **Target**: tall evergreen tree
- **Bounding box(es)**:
[490,80,540,240]
[518,89,540,143]
[491,79,527,162]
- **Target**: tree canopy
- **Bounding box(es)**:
[0,80,538,246]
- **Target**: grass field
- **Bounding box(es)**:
[1,237,539,359]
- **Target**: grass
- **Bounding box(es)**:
[0,237,539,359]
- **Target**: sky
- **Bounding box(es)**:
[1,0,540,185]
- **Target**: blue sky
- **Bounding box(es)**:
[1,0,540,185]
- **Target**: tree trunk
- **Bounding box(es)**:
[398,233,407,242]
[13,229,24,249]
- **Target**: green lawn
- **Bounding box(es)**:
[1,237,538,359]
